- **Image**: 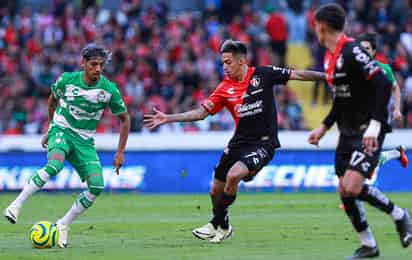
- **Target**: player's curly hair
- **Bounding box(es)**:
[81,43,112,63]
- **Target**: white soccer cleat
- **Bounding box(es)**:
[192,223,217,240]
[4,204,20,224]
[56,222,69,248]
[209,225,233,243]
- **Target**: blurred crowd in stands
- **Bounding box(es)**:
[1,0,412,135]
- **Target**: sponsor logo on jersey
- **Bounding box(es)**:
[235,100,263,117]
[227,87,235,95]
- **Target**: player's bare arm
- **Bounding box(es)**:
[290,70,326,81]
[143,107,209,130]
[308,124,329,146]
[392,81,403,122]
[113,112,130,175]
[41,94,58,148]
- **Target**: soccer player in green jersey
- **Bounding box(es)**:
[4,43,130,248]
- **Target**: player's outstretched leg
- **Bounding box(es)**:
[357,184,412,248]
[56,169,104,248]
[192,179,224,240]
[208,161,248,243]
[380,145,408,168]
[341,196,379,259]
[4,150,65,224]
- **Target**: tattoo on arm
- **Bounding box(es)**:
[168,107,209,122]
[292,70,326,81]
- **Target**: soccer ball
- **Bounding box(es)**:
[29,221,58,249]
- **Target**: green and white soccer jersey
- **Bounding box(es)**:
[376,61,396,85]
[51,71,127,143]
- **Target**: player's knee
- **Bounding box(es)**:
[344,185,362,197]
[44,160,64,176]
[226,172,241,186]
[210,179,224,196]
[87,173,104,196]
[44,149,66,176]
[89,186,103,196]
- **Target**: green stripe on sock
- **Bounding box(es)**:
[78,192,93,208]
[31,174,45,188]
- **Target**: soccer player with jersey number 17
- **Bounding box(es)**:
[144,39,326,243]
[308,3,412,259]
[3,43,130,248]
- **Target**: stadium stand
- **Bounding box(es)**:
[0,0,412,135]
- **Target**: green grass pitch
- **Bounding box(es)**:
[0,192,411,260]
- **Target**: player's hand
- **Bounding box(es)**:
[393,109,403,122]
[308,125,327,146]
[113,151,124,175]
[362,119,381,154]
[143,107,168,130]
[362,136,378,154]
[41,134,48,149]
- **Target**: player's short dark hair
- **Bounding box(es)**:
[315,3,346,31]
[220,40,248,56]
[358,33,377,51]
[81,43,111,62]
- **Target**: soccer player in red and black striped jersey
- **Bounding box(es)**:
[144,39,325,243]
[308,3,412,259]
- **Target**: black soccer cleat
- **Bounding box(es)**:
[346,246,379,259]
[395,208,412,248]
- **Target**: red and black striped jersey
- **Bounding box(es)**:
[202,66,291,148]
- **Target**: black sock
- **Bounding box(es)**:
[357,184,394,214]
[341,196,369,232]
[210,193,220,226]
[211,192,236,229]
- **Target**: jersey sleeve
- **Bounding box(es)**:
[346,45,381,80]
[265,66,291,85]
[383,65,396,84]
[51,72,67,99]
[201,84,226,115]
[347,44,392,123]
[108,84,127,115]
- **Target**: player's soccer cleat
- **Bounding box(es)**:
[4,204,20,224]
[56,222,69,248]
[192,223,217,240]
[209,225,233,243]
[346,245,379,259]
[395,208,412,248]
[397,146,408,168]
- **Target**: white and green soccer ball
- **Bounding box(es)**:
[29,221,58,249]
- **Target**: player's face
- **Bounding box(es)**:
[360,41,376,57]
[82,57,105,83]
[221,52,244,80]
[314,21,326,47]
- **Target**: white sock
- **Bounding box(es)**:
[381,149,401,163]
[58,191,96,225]
[12,169,50,208]
[391,206,405,221]
[358,228,377,248]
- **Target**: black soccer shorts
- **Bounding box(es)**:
[335,133,386,178]
[214,143,275,182]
